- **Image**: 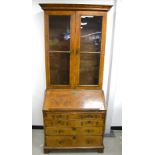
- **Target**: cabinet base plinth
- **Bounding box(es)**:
[44,146,104,153]
[44,148,50,154]
[97,148,104,153]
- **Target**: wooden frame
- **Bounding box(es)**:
[40,4,112,12]
[75,11,107,89]
[44,11,76,89]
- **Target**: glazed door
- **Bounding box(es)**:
[45,11,76,88]
[75,12,107,88]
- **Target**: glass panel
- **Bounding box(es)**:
[80,16,102,85]
[49,16,70,51]
[80,16,102,52]
[49,52,70,84]
[80,53,100,85]
[48,15,71,85]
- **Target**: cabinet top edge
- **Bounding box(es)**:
[39,3,113,12]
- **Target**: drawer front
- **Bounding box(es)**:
[78,127,103,135]
[44,112,104,120]
[44,119,104,127]
[69,113,104,119]
[44,120,80,127]
[46,136,102,147]
[45,127,73,135]
[81,119,103,127]
[79,136,103,146]
[45,127,103,136]
[46,136,73,147]
[44,112,69,120]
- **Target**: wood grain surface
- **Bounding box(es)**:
[43,89,106,111]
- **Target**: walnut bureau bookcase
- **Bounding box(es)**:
[39,4,112,153]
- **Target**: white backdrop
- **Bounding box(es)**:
[32,0,122,134]
[1,0,155,154]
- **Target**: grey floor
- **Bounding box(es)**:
[32,130,122,155]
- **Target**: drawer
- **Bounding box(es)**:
[44,119,104,127]
[44,112,69,119]
[78,127,103,135]
[46,136,102,147]
[81,119,104,127]
[45,127,103,136]
[44,119,80,127]
[69,112,104,119]
[44,112,104,120]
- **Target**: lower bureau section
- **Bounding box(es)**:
[42,89,107,153]
[45,136,103,147]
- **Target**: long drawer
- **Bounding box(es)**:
[44,112,104,120]
[44,119,104,127]
[46,136,102,147]
[45,127,103,136]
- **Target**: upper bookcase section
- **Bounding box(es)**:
[39,4,113,12]
[39,4,113,89]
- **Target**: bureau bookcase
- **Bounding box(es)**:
[40,4,112,153]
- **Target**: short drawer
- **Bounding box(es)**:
[44,119,79,127]
[44,119,104,127]
[44,112,69,119]
[45,127,103,136]
[45,136,102,147]
[69,112,104,119]
[44,112,69,120]
[81,119,104,127]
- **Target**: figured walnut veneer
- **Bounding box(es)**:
[43,89,106,153]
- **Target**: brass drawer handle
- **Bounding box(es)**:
[58,141,64,145]
[58,130,63,134]
[96,122,99,125]
[72,136,76,140]
[57,115,62,118]
[80,115,83,119]
[72,127,76,131]
[57,121,64,125]
[86,140,92,144]
[87,121,91,124]
[87,129,93,133]
[87,115,93,118]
